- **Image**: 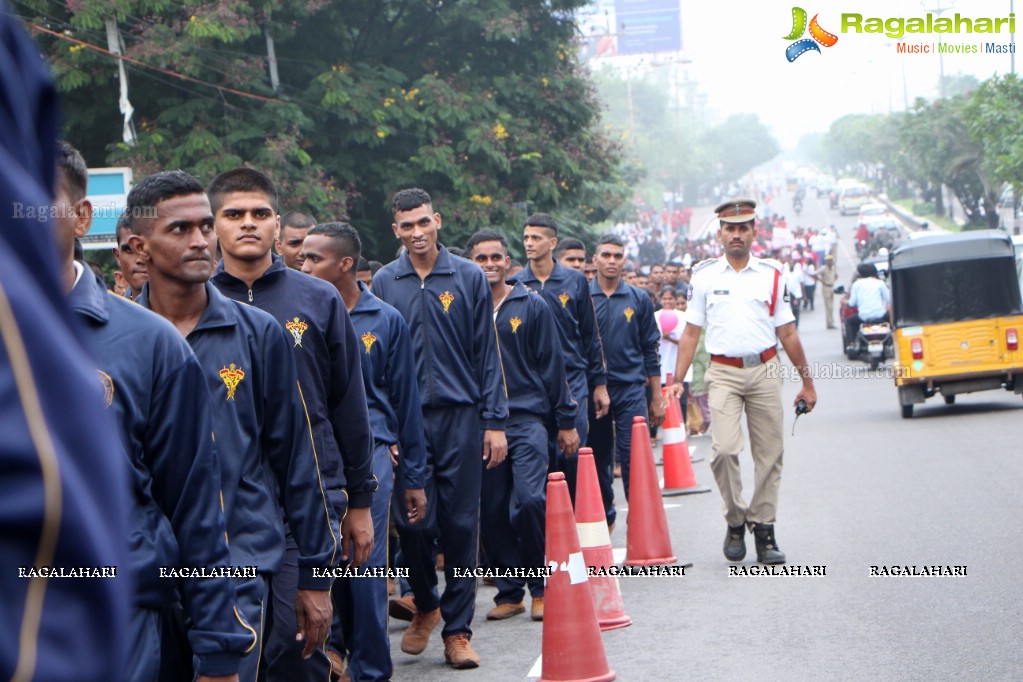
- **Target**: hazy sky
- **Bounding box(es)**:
[586,0,1019,148]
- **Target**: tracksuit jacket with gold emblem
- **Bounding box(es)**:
[589,278,661,385]
[212,256,375,514]
[493,281,577,427]
[70,268,254,675]
[372,244,507,428]
[137,282,340,590]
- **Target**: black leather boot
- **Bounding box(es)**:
[751,523,786,565]
[723,524,746,561]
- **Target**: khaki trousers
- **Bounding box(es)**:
[705,356,784,527]
[822,285,835,327]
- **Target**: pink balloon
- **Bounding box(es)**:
[659,310,678,334]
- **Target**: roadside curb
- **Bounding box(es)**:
[877,194,948,234]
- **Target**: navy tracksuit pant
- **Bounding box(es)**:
[393,404,481,638]
[549,370,589,500]
[587,381,649,527]
[332,440,395,681]
[481,416,548,604]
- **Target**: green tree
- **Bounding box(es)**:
[900,95,994,227]
[964,73,1023,225]
[20,0,628,258]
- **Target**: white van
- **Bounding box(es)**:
[838,184,871,215]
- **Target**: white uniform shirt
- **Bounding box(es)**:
[783,263,803,298]
[685,256,796,356]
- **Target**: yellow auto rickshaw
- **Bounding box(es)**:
[891,230,1023,418]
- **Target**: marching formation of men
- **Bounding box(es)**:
[29,127,818,681]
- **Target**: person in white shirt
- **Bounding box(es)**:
[669,197,816,566]
[844,262,891,351]
[801,258,817,311]
[784,256,804,328]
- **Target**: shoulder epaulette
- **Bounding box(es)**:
[691,258,718,274]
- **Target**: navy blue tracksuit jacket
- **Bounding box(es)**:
[0,7,131,676]
[348,282,427,489]
[372,245,508,426]
[137,283,340,590]
[494,282,577,427]
[589,278,661,385]
[515,260,607,390]
[212,257,374,512]
[70,268,253,673]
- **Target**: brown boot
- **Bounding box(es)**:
[443,634,481,669]
[486,602,524,620]
[400,607,440,655]
[530,596,544,621]
[388,594,416,622]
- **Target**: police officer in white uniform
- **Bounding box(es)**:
[668,198,816,564]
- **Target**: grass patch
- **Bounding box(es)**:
[891,198,961,232]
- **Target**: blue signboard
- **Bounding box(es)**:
[82,167,132,246]
[614,0,681,55]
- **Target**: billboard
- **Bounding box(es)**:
[614,0,682,55]
[81,167,132,248]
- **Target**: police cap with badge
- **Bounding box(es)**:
[714,197,757,224]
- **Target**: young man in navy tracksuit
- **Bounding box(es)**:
[372,188,508,670]
[58,143,254,682]
[513,214,608,494]
[467,229,578,623]
[588,233,665,527]
[0,26,131,679]
[301,222,429,681]
[206,168,375,682]
[126,171,340,682]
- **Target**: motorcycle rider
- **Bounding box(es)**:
[844,263,891,355]
[855,222,871,260]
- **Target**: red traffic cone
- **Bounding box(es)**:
[575,449,631,631]
[661,393,710,497]
[625,416,677,567]
[540,472,616,682]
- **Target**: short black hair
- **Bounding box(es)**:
[596,233,626,249]
[307,221,362,261]
[115,210,134,244]
[666,260,683,268]
[56,140,88,201]
[280,210,317,230]
[447,246,467,258]
[524,212,558,236]
[368,260,383,275]
[126,170,206,234]
[207,167,278,214]
[356,256,371,272]
[660,286,679,298]
[465,228,508,254]
[392,188,432,215]
[555,237,585,254]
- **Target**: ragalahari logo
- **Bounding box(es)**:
[784,7,838,62]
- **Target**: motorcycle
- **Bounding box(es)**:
[852,320,894,370]
[856,239,870,260]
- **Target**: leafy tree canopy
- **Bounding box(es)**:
[19,0,628,258]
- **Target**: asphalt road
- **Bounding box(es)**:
[385,188,1023,681]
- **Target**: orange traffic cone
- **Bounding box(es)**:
[575,448,631,631]
[540,472,616,682]
[661,393,710,497]
[624,416,677,567]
